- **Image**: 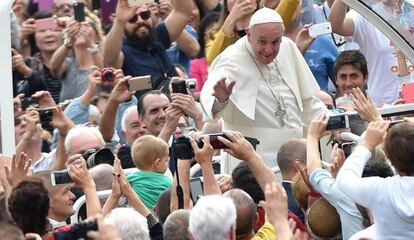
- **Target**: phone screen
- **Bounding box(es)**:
[326,115,347,131]
[52,170,73,185]
[128,76,152,91]
[402,83,414,104]
[189,177,204,204]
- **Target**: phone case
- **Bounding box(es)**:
[127,0,154,6]
[309,22,332,38]
[35,18,57,31]
[402,82,414,104]
[73,2,85,22]
[128,76,152,91]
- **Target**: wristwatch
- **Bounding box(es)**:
[87,44,100,54]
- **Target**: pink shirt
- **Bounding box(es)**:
[190,57,209,92]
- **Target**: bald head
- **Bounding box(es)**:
[224,189,257,238]
[315,91,335,110]
[277,138,307,180]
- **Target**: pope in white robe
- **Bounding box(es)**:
[200,8,326,173]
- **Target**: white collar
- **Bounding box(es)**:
[48,218,67,229]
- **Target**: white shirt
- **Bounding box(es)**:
[349,10,398,106]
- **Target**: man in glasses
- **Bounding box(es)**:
[103,0,193,99]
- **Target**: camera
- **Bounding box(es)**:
[171,80,188,94]
[185,78,197,91]
[21,97,39,111]
[38,109,53,124]
[54,220,98,240]
[101,68,115,82]
[82,148,115,168]
[172,133,260,159]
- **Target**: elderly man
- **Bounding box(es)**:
[200,8,325,172]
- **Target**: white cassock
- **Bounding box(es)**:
[200,36,326,174]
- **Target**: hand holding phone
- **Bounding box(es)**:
[172,80,188,94]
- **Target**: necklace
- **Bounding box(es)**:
[244,42,287,126]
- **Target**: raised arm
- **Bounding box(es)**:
[99,71,134,142]
[190,135,221,195]
[103,0,139,68]
[164,0,193,43]
[307,112,329,175]
[175,30,201,58]
[328,0,355,37]
[220,131,278,191]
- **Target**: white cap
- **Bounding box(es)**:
[248,7,283,29]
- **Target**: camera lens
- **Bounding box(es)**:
[101,69,115,82]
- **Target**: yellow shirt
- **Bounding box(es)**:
[252,218,276,240]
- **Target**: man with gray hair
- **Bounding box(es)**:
[189,195,237,240]
[200,7,325,173]
[163,209,191,240]
[105,208,150,240]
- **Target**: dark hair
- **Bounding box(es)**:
[0,192,14,224]
[137,90,168,117]
[155,188,171,224]
[384,122,414,175]
[193,0,209,23]
[334,50,368,79]
[231,161,264,203]
[28,11,56,56]
[362,160,394,178]
[197,12,220,56]
[8,177,50,235]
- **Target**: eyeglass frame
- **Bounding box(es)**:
[128,10,152,24]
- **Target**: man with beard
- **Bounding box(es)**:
[103,0,193,98]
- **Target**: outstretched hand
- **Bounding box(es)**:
[212,77,236,103]
[308,112,330,139]
[330,144,345,178]
[351,88,382,122]
[5,153,32,188]
[219,130,257,161]
[190,135,214,166]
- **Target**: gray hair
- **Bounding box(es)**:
[90,164,113,191]
[189,195,236,240]
[163,209,191,240]
[121,106,138,132]
[64,126,105,154]
[105,208,150,240]
[88,105,101,123]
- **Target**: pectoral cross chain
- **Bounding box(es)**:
[275,105,286,127]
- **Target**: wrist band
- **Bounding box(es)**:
[146,212,159,229]
[215,97,229,108]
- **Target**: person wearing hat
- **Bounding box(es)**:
[200,7,325,173]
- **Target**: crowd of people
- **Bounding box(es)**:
[1,0,414,239]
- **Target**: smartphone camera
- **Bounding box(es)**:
[172,80,188,94]
[51,170,73,186]
[21,97,39,111]
[101,68,115,82]
[73,2,85,22]
[38,109,53,124]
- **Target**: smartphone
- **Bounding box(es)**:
[340,141,355,158]
[209,133,230,149]
[21,97,39,111]
[308,22,332,38]
[189,177,204,204]
[128,75,153,91]
[50,170,73,186]
[73,2,85,22]
[127,0,154,7]
[172,80,188,94]
[35,18,57,31]
[402,82,414,104]
[326,114,350,131]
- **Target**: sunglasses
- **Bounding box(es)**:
[128,10,152,23]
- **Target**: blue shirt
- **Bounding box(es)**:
[304,35,338,91]
[166,24,198,73]
[122,23,178,98]
[309,168,363,239]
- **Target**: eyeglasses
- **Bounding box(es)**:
[128,10,152,23]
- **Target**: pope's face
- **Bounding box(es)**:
[247,22,284,65]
